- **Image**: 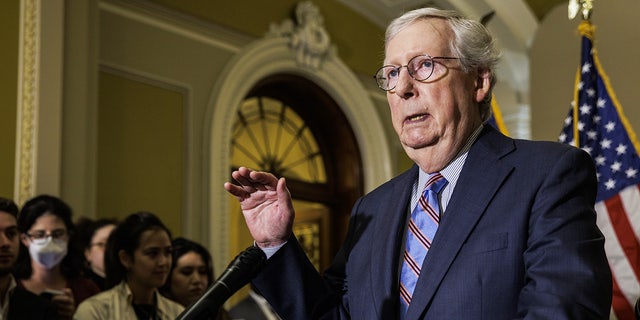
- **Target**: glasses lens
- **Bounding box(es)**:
[51,229,66,239]
[28,231,45,239]
[408,55,435,81]
[92,242,106,249]
[28,229,67,244]
[376,66,398,91]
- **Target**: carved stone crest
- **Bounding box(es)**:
[267,1,334,69]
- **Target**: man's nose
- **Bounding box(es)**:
[393,67,415,98]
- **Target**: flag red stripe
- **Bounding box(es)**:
[605,194,640,282]
[611,274,635,320]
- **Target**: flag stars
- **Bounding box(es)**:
[594,155,606,166]
[601,139,612,149]
[577,81,584,91]
[580,104,591,115]
[597,98,606,108]
[616,144,627,155]
[582,146,593,155]
[604,178,616,190]
[605,121,616,132]
[559,133,567,143]
[586,130,598,140]
[626,168,638,179]
[586,88,596,97]
[593,115,601,124]
[564,116,572,126]
[582,62,592,73]
[578,121,585,131]
[611,161,622,173]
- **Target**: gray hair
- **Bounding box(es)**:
[385,8,501,121]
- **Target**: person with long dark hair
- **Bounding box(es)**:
[0,197,58,319]
[160,237,230,319]
[74,211,183,319]
[75,217,118,290]
[16,195,100,319]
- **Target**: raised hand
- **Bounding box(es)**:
[224,167,295,248]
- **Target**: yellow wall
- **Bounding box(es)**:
[148,0,384,75]
[531,2,640,141]
[97,71,184,236]
[0,1,19,198]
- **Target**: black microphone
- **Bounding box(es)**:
[175,245,267,320]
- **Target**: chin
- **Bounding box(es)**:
[402,139,431,150]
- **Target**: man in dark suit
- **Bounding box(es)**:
[224,7,612,320]
[0,197,58,319]
[229,288,281,320]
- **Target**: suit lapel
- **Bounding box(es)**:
[405,127,516,319]
[370,167,417,318]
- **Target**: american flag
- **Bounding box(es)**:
[558,20,640,319]
[487,96,510,136]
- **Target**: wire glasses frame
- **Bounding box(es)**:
[374,54,459,91]
[26,229,67,244]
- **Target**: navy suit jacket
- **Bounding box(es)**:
[253,125,612,319]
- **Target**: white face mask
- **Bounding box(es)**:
[28,237,68,269]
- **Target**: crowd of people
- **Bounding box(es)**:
[0,194,272,320]
[1,5,619,320]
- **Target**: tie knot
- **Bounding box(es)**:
[424,173,447,194]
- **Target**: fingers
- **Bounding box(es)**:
[277,177,290,199]
[277,177,296,220]
[224,182,247,199]
[226,167,279,193]
[51,292,75,319]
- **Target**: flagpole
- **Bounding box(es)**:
[568,1,594,146]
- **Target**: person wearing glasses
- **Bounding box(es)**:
[0,197,58,319]
[76,217,118,291]
[15,195,100,319]
[224,7,612,319]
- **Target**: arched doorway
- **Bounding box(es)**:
[206,28,392,280]
[230,74,361,270]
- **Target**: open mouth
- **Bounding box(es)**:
[406,114,428,123]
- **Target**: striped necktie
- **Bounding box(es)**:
[399,173,447,318]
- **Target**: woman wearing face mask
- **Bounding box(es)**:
[15,195,100,320]
[74,211,184,319]
[159,237,230,320]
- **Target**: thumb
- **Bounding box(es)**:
[277,177,294,216]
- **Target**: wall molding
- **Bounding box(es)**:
[15,0,39,205]
[205,34,392,271]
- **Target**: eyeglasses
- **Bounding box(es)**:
[90,242,106,249]
[26,229,67,244]
[374,54,459,91]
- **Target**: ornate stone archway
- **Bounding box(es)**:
[204,2,392,271]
